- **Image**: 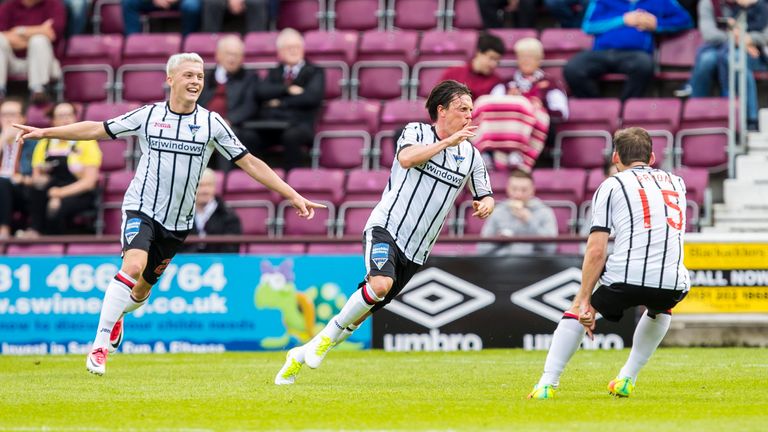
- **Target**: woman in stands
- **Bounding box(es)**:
[26,102,102,236]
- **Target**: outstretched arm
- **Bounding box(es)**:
[234,153,326,219]
[14,121,110,142]
[398,125,477,169]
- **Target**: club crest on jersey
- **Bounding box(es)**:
[453,154,466,166]
[371,243,390,270]
[124,218,141,244]
[188,124,201,136]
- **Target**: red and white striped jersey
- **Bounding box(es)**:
[590,165,689,291]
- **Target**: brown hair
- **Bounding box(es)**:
[613,127,652,165]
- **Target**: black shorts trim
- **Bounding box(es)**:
[591,283,688,322]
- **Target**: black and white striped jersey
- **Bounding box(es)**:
[104,102,248,231]
[590,166,689,291]
[365,122,493,265]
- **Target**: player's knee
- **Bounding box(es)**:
[367,277,393,300]
[120,261,144,281]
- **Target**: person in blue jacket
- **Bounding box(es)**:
[564,0,693,100]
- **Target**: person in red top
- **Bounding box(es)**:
[0,0,67,103]
[439,33,505,99]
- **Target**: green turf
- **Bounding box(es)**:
[0,348,766,431]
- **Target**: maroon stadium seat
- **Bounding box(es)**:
[374,98,431,167]
[410,60,465,99]
[330,0,385,31]
[676,97,730,170]
[304,30,359,65]
[117,34,182,103]
[336,202,376,236]
[67,243,123,255]
[244,32,280,64]
[277,0,322,31]
[318,99,381,134]
[247,243,307,254]
[418,30,477,62]
[584,167,606,202]
[6,244,66,256]
[312,130,372,169]
[60,35,123,103]
[540,28,593,64]
[93,0,124,34]
[657,29,702,82]
[622,98,682,168]
[284,168,346,205]
[532,168,586,204]
[351,61,410,100]
[183,33,240,64]
[358,30,419,65]
[85,102,141,172]
[430,242,479,256]
[24,104,51,128]
[673,166,708,231]
[230,203,275,235]
[101,170,135,234]
[392,0,442,30]
[554,98,621,169]
[345,169,390,201]
[445,0,483,30]
[224,168,285,203]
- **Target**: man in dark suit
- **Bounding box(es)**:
[198,35,258,169]
[253,28,324,170]
[182,168,242,253]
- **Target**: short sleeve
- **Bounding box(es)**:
[396,123,426,152]
[590,178,617,233]
[31,140,47,168]
[466,147,492,200]
[77,140,103,167]
[103,105,151,139]
[211,112,249,162]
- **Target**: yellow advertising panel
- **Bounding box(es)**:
[681,242,768,313]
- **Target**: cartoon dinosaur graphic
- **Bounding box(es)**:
[254,259,362,350]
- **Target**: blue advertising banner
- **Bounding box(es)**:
[0,255,370,354]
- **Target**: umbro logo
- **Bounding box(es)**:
[387,268,495,329]
[511,267,604,323]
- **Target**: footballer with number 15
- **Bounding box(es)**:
[15,53,326,376]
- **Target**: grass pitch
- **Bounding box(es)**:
[0,348,766,431]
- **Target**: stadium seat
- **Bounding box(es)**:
[444,0,483,29]
[230,202,275,235]
[336,201,377,236]
[6,244,65,256]
[223,169,281,235]
[675,97,730,170]
[316,60,351,99]
[85,102,142,172]
[488,28,538,58]
[553,98,621,169]
[93,0,124,34]
[304,30,359,65]
[277,202,336,237]
[312,130,372,169]
[540,28,593,65]
[622,98,682,169]
[277,0,323,31]
[417,30,477,62]
[24,104,51,128]
[673,166,709,231]
[532,168,586,205]
[284,168,346,205]
[584,167,606,202]
[351,61,410,100]
[345,169,390,201]
[410,60,465,99]
[328,0,386,31]
[67,243,123,255]
[224,168,285,203]
[374,98,430,167]
[117,34,182,103]
[358,30,419,65]
[84,102,142,122]
[101,171,135,234]
[318,99,382,134]
[430,241,480,256]
[657,29,702,82]
[59,34,123,103]
[391,0,444,30]
[244,32,280,64]
[182,33,240,64]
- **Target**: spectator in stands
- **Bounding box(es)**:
[545,0,589,28]
[198,35,257,169]
[252,28,324,170]
[201,0,268,32]
[122,0,202,36]
[478,170,558,255]
[564,0,692,100]
[440,33,505,99]
[474,37,568,171]
[183,168,242,253]
[26,102,101,236]
[675,0,768,130]
[477,0,536,28]
[0,98,34,238]
[0,0,67,103]
[64,0,89,35]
